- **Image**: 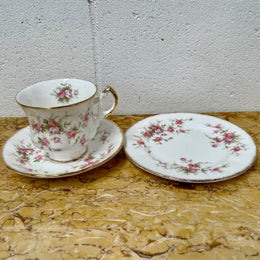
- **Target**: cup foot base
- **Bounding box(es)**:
[47,147,88,163]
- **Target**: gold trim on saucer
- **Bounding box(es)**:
[2,120,125,179]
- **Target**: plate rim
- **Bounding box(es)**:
[124,113,257,183]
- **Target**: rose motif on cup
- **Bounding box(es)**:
[67,129,77,138]
[16,79,118,162]
[83,113,89,123]
[51,83,79,103]
[33,119,64,134]
[30,113,91,149]
[38,137,49,147]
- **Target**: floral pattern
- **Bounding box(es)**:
[99,130,110,143]
[133,118,247,156]
[51,83,79,103]
[16,145,44,166]
[206,123,246,154]
[77,144,114,170]
[156,158,228,174]
[131,116,250,176]
[33,119,64,134]
[14,127,115,173]
[133,118,192,151]
[124,113,256,182]
[30,112,90,151]
[4,116,123,178]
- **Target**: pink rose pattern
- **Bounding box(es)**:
[83,113,89,122]
[40,138,49,147]
[16,132,113,171]
[16,146,44,165]
[54,137,61,143]
[133,117,247,175]
[32,119,63,135]
[80,138,86,146]
[79,144,114,170]
[34,123,42,132]
[97,129,110,143]
[67,129,77,138]
[133,118,192,148]
[206,124,246,154]
[101,136,107,142]
[31,113,90,150]
[157,158,228,174]
[31,84,89,152]
[52,83,79,103]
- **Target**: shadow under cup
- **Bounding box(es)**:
[16,79,116,162]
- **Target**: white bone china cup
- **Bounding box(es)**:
[16,78,118,162]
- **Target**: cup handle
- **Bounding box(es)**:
[99,86,118,118]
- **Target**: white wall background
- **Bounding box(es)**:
[1,0,259,117]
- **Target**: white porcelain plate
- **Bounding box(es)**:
[124,113,257,183]
[3,119,124,178]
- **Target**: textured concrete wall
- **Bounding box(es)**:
[1,0,259,116]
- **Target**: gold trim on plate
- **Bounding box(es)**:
[124,147,257,183]
[123,113,257,183]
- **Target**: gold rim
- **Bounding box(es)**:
[2,120,125,178]
[15,80,98,110]
[123,113,258,183]
[102,86,118,117]
[124,147,257,183]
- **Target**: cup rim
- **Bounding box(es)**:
[16,78,98,110]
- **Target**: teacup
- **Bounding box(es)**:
[16,78,118,162]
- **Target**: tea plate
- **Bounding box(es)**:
[124,113,257,183]
[3,119,124,178]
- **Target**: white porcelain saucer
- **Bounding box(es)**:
[3,119,124,178]
[124,113,257,183]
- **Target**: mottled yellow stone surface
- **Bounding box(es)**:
[0,112,260,259]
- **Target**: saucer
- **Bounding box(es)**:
[3,119,124,178]
[124,113,257,183]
